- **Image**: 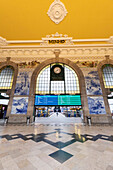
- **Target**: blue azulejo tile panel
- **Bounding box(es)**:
[11,97,28,114]
[85,71,102,95]
[14,70,31,95]
[88,96,106,114]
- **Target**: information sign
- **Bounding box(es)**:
[35,95,58,105]
[35,95,81,106]
[58,95,81,105]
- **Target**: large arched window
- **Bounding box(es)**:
[0,66,14,89]
[36,63,80,94]
[102,64,113,113]
[102,64,113,89]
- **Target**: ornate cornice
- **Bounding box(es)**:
[0,34,113,46]
[0,35,113,63]
[0,47,113,62]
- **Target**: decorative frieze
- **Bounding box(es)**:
[0,48,113,62]
[0,34,113,63]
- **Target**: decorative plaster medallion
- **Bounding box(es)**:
[47,0,68,24]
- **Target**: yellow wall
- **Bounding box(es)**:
[0,0,113,40]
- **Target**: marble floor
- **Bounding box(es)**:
[0,123,113,170]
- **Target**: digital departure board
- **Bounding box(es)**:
[35,95,58,106]
[58,95,81,106]
[35,95,81,106]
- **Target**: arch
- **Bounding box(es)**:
[0,60,18,116]
[36,64,80,94]
[102,64,113,88]
[27,58,89,121]
[97,57,113,115]
[0,65,14,90]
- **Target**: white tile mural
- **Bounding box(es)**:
[11,97,28,114]
[88,96,106,114]
[14,70,32,95]
[85,71,102,95]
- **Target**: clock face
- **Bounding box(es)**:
[54,67,61,74]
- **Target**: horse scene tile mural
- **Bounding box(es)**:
[11,97,28,114]
[88,96,106,114]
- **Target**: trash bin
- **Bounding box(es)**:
[4,116,9,125]
[87,116,91,125]
[27,116,30,125]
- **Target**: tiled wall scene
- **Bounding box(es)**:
[14,69,32,95]
[87,96,106,114]
[11,97,28,114]
[84,70,102,95]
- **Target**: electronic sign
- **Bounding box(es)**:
[35,95,58,105]
[58,95,81,105]
[35,95,81,106]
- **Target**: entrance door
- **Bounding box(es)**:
[34,105,83,120]
[0,93,9,119]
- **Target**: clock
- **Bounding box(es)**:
[50,64,64,81]
[54,67,61,74]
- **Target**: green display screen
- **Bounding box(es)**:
[35,95,81,106]
[58,95,81,106]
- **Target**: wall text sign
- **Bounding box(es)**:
[49,40,65,44]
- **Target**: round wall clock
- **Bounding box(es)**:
[54,67,61,74]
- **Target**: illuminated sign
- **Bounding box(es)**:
[35,95,58,106]
[58,95,81,106]
[35,95,81,106]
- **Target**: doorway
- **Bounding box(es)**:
[34,105,83,122]
[0,93,9,119]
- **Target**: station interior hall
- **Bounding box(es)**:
[0,0,113,169]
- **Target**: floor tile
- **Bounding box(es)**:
[49,150,73,163]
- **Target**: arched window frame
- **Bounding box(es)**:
[97,58,113,115]
[0,65,14,90]
[36,63,80,95]
[102,64,113,89]
[0,61,18,117]
[28,58,89,120]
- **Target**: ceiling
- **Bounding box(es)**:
[0,0,113,40]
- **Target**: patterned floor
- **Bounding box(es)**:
[0,124,113,170]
